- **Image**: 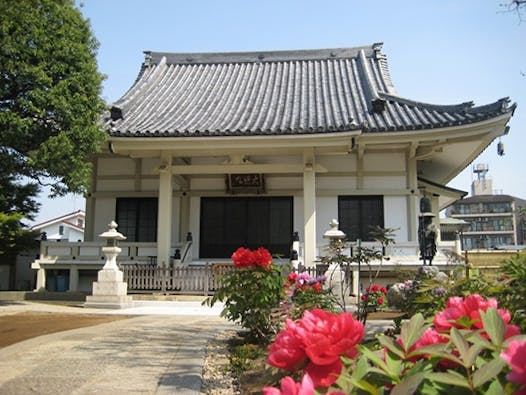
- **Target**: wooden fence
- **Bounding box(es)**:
[119,262,332,296]
[119,263,235,295]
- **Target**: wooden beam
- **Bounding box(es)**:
[169,162,327,175]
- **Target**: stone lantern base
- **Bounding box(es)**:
[84,269,133,309]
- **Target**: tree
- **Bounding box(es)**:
[0,0,106,258]
[502,0,526,22]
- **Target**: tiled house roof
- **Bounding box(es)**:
[105,43,516,137]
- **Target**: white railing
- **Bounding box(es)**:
[37,240,193,265]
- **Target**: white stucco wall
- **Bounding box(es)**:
[93,198,116,240]
[384,196,408,242]
[91,151,414,259]
[97,157,136,176]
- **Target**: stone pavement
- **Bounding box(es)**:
[0,300,395,394]
[0,300,236,395]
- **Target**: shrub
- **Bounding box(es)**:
[281,271,337,320]
[497,251,526,332]
[204,247,284,344]
[360,283,388,311]
[264,294,526,394]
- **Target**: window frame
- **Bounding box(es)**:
[337,195,384,241]
[115,197,158,242]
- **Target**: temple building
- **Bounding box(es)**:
[32,43,516,291]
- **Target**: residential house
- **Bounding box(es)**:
[32,44,515,292]
[31,210,85,243]
[0,211,85,291]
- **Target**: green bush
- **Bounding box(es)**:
[204,247,284,344]
[497,251,526,331]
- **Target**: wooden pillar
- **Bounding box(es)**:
[303,149,316,267]
[179,191,190,242]
[157,152,173,267]
[407,155,418,242]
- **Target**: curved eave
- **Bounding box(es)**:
[105,101,515,138]
[108,129,363,157]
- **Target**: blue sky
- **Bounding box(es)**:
[35,0,526,223]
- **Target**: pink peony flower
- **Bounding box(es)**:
[501,340,526,394]
[267,309,364,388]
[267,319,307,371]
[433,294,520,339]
[263,373,315,395]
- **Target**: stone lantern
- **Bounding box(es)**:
[323,219,346,240]
[84,221,133,309]
[323,219,354,309]
[99,221,126,270]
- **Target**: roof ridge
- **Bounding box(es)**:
[379,92,515,115]
[144,44,383,65]
[357,48,386,114]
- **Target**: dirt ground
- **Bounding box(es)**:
[0,311,131,348]
[0,307,402,350]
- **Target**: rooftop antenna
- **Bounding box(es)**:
[473,163,489,181]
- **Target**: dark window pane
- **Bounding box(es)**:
[200,197,293,258]
[116,198,158,242]
[338,196,384,241]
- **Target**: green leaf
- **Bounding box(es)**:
[450,327,471,367]
[391,373,425,395]
[464,344,484,368]
[472,358,506,388]
[350,379,383,395]
[400,313,429,352]
[385,351,404,378]
[406,343,447,360]
[358,346,391,375]
[377,335,406,359]
[350,356,369,380]
[427,372,471,389]
[480,308,505,346]
[485,379,506,395]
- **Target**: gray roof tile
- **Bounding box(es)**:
[105,44,515,137]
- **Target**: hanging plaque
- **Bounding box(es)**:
[226,174,265,194]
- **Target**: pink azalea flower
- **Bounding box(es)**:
[501,340,526,394]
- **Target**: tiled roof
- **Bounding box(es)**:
[105,44,516,137]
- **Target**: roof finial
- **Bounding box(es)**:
[144,51,153,67]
